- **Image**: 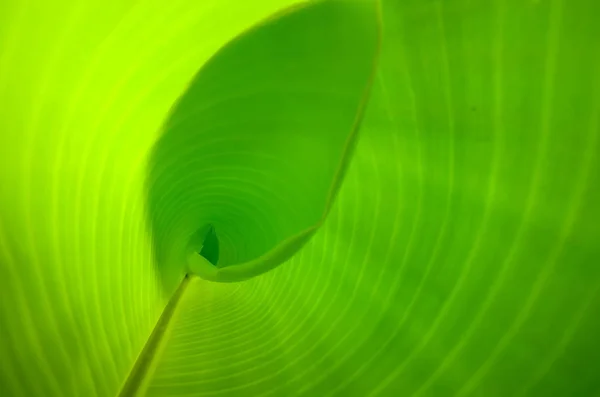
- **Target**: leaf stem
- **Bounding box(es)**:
[118,274,191,397]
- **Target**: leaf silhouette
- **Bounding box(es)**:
[145,0,380,288]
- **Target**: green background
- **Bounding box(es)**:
[1,0,599,396]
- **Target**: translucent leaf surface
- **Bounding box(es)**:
[0,0,301,395]
[146,0,380,288]
[1,0,599,396]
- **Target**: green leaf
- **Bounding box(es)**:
[0,0,302,395]
[145,0,380,288]
[1,0,600,396]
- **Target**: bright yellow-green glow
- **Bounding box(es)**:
[1,0,599,396]
[0,0,301,395]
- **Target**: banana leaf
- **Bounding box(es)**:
[0,0,599,396]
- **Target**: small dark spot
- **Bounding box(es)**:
[471,106,477,112]
[200,224,220,266]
